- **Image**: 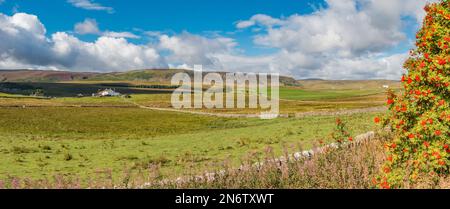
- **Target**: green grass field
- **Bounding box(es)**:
[279,88,381,100]
[0,84,391,114]
[0,106,378,181]
[0,80,389,184]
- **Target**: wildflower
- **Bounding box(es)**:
[374,117,381,123]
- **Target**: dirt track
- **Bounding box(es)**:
[131,100,387,118]
[0,98,387,118]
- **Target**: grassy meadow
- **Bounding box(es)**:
[0,106,377,181]
[0,79,392,186]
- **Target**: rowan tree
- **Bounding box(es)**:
[376,0,450,188]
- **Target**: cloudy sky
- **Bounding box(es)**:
[0,0,438,79]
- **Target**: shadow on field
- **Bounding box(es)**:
[0,82,175,97]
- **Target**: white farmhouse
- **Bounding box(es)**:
[97,89,121,97]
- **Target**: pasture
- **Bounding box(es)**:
[0,80,389,184]
[0,107,377,181]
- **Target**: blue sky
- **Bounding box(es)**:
[0,0,436,79]
[0,0,320,55]
[0,0,318,32]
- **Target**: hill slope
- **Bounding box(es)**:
[0,69,300,86]
[0,70,98,82]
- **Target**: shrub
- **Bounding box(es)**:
[331,118,353,144]
[376,1,450,188]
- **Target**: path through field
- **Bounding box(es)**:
[127,99,387,118]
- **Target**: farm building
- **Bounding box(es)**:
[96,89,121,97]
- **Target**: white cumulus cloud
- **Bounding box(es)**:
[236,14,282,29]
[0,13,164,71]
[74,18,140,39]
[233,0,436,79]
[74,18,100,35]
[103,31,140,39]
[67,0,114,13]
[158,32,237,69]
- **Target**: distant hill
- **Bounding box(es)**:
[0,69,300,86]
[297,80,401,90]
[0,70,98,82]
[87,69,300,86]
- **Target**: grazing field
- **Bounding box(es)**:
[0,79,392,186]
[0,106,377,181]
[279,88,381,101]
[0,133,389,189]
[0,82,392,114]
